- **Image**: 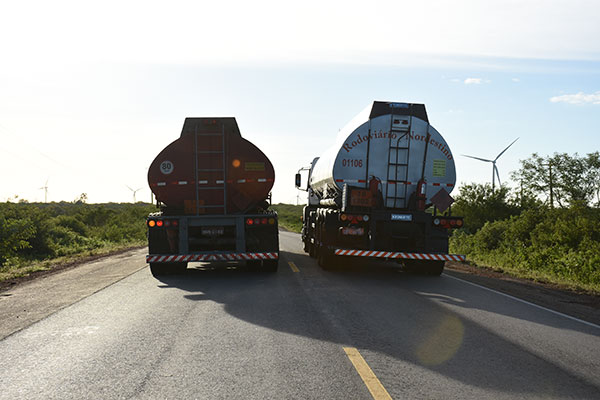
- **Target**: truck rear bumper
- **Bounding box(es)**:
[147,252,279,263]
[334,249,465,262]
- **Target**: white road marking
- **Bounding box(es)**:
[443,273,600,330]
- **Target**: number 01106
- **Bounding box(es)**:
[341,159,363,168]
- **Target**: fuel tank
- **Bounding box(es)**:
[148,118,274,214]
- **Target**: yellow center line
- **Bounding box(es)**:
[343,347,392,400]
[288,261,300,273]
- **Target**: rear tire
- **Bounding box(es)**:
[308,241,317,258]
[149,262,187,277]
[261,259,279,273]
[246,260,261,271]
[318,247,338,270]
[424,261,445,275]
[150,262,187,278]
[406,260,444,276]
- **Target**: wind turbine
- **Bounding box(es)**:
[126,185,142,203]
[463,138,519,191]
[39,178,49,203]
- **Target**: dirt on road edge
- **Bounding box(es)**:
[0,246,147,293]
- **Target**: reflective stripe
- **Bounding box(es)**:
[332,249,466,262]
[153,178,273,187]
[146,252,279,263]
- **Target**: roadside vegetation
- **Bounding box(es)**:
[3,152,598,292]
[451,152,600,293]
[0,201,155,282]
[271,203,303,233]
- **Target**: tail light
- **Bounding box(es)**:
[246,217,276,226]
[433,217,464,229]
[148,219,179,228]
[340,213,370,223]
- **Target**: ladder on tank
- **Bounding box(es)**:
[193,124,227,215]
[385,116,412,209]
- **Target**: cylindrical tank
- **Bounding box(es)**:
[309,101,456,209]
[148,118,274,214]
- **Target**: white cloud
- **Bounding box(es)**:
[512,78,520,82]
[464,78,483,85]
[550,91,600,104]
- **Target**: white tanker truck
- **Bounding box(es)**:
[295,101,465,275]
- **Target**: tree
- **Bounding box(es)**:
[74,193,88,204]
[0,210,35,266]
[451,183,521,233]
[511,152,600,208]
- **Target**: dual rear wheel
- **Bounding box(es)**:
[247,259,279,273]
[149,262,188,277]
[403,260,445,276]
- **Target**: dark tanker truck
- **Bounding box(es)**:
[146,117,279,277]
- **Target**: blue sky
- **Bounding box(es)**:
[1,1,599,204]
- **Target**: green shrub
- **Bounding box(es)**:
[451,204,600,289]
[0,202,155,274]
[271,204,303,233]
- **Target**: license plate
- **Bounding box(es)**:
[341,227,364,236]
[350,189,374,207]
[391,214,412,221]
[202,227,224,236]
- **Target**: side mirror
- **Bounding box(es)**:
[295,173,302,188]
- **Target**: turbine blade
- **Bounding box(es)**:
[495,137,519,161]
[494,164,502,186]
[463,154,493,163]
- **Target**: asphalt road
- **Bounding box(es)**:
[1,231,599,399]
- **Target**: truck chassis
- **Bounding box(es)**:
[147,212,279,276]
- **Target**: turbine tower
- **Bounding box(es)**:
[463,138,519,191]
[126,185,142,203]
[39,179,49,203]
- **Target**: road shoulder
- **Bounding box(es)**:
[0,248,147,340]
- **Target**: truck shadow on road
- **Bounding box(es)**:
[153,250,600,398]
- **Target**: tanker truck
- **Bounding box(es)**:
[296,101,465,275]
[146,117,279,277]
